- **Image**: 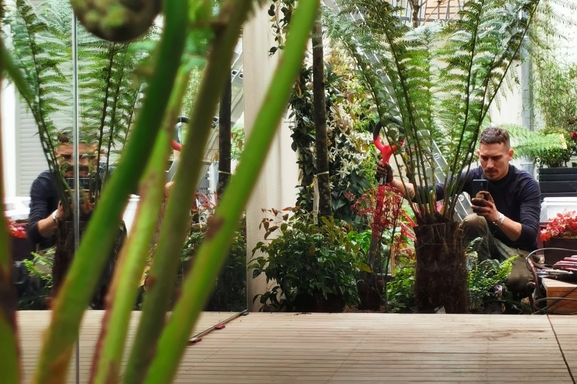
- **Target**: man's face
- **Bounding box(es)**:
[477,142,513,181]
[55,143,90,177]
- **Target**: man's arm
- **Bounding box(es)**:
[515,178,541,244]
[26,177,62,244]
[376,163,415,199]
[470,195,522,241]
[470,177,541,243]
[36,204,64,238]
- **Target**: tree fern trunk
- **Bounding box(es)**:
[312,17,331,217]
[414,221,468,313]
[218,71,232,200]
[52,217,126,309]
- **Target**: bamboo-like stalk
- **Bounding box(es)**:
[143,1,320,382]
[122,0,252,381]
[0,42,21,384]
[88,64,193,384]
[30,0,188,381]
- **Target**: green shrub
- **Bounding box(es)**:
[250,208,361,311]
[17,250,54,310]
[177,220,247,312]
[386,257,416,313]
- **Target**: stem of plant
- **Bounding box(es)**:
[143,1,319,382]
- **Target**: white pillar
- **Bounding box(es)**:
[1,81,17,198]
[243,6,299,311]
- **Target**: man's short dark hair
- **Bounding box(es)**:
[479,127,510,147]
[57,130,71,144]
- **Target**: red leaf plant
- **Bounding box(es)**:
[351,185,416,241]
[6,217,27,239]
[540,211,577,242]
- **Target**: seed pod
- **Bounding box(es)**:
[70,0,162,43]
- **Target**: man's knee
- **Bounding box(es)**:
[505,255,534,297]
[461,213,488,237]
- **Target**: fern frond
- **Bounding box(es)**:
[4,0,71,203]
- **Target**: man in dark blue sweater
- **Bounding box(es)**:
[26,139,92,250]
[379,127,541,296]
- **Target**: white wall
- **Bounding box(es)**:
[1,82,17,197]
[243,5,300,311]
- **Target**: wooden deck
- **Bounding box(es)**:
[18,311,576,383]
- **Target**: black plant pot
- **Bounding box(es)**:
[543,237,577,265]
[539,167,577,199]
[293,291,345,313]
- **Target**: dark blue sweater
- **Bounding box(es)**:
[26,170,59,250]
[436,165,541,251]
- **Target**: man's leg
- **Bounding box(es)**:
[461,213,534,297]
[461,213,495,261]
[493,240,534,297]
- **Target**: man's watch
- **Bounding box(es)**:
[494,212,505,226]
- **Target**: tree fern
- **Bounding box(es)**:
[4,0,156,204]
[4,0,71,205]
[326,0,540,223]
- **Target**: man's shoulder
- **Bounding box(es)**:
[510,165,538,184]
[509,165,540,196]
[31,170,56,190]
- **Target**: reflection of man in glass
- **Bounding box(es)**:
[26,133,94,250]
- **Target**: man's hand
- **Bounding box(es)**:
[471,192,499,223]
[376,162,393,184]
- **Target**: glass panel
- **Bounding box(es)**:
[6,0,246,315]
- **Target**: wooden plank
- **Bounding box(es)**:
[16,311,575,383]
[542,278,577,314]
[548,315,577,376]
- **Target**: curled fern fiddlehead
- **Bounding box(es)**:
[70,0,161,42]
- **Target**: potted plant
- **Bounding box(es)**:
[540,211,577,264]
[503,125,577,198]
[249,208,361,312]
[349,185,416,310]
[326,0,540,312]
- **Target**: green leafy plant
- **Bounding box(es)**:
[250,208,361,311]
[16,251,53,310]
[177,213,247,312]
[4,0,156,207]
[535,146,572,168]
[324,0,540,313]
[503,124,565,161]
[288,57,377,227]
[467,255,514,313]
[386,256,416,313]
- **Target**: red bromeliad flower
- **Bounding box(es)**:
[540,211,577,242]
[571,131,577,141]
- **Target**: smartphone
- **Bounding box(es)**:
[471,179,488,199]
